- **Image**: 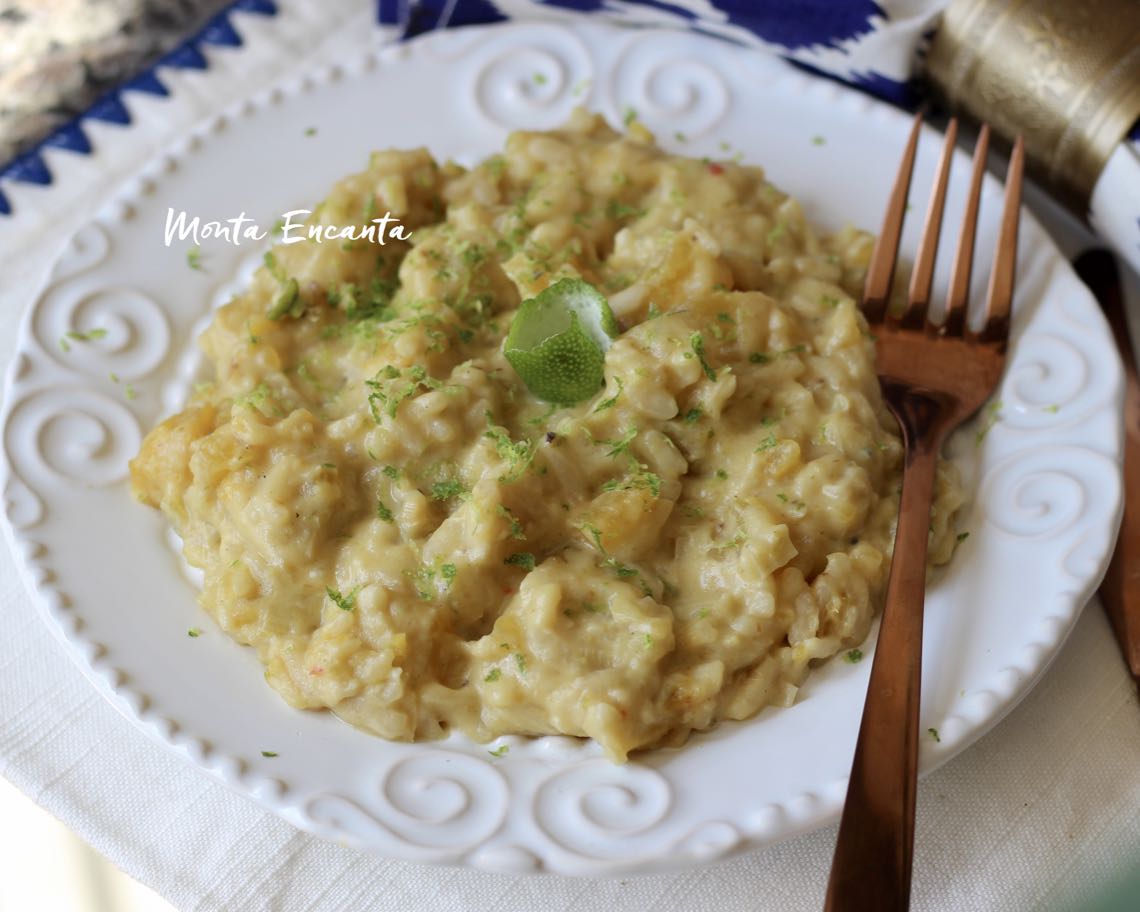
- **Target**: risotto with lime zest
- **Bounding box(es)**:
[130,110,965,762]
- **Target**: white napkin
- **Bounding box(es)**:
[1091,132,1140,279]
[2,3,1139,910]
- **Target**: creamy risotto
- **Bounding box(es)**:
[131,110,964,761]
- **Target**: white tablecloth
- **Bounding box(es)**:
[2,3,1138,910]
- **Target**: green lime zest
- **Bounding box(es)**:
[504,278,619,404]
[690,332,716,381]
[267,277,301,320]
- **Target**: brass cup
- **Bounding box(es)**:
[927,0,1140,212]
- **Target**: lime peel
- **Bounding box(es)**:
[504,278,619,404]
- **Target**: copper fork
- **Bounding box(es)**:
[823,116,1024,912]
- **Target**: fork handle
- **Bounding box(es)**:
[824,393,947,912]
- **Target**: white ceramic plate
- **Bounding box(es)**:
[0,21,1124,876]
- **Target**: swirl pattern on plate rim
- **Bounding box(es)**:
[0,22,1124,875]
[607,30,734,140]
[303,751,510,857]
[532,760,674,861]
[469,25,595,131]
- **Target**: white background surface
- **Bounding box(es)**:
[1,2,1138,909]
[0,777,172,911]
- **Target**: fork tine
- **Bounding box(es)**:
[943,125,990,337]
[974,135,1024,347]
[862,112,923,324]
[900,118,957,330]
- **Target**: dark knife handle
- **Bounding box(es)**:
[1074,250,1140,684]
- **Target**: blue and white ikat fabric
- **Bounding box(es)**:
[377,0,949,107]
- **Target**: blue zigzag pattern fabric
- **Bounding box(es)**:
[0,0,278,217]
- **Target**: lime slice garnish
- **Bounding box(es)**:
[504,278,620,404]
